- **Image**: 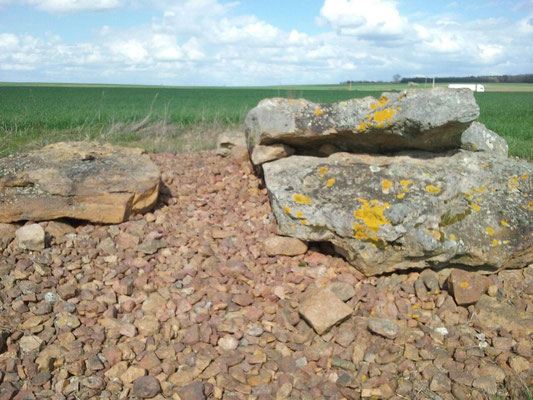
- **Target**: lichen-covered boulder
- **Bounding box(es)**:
[245,87,479,154]
[263,151,533,276]
[0,142,160,224]
[461,122,509,157]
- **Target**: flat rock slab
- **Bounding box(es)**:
[475,295,533,334]
[263,150,533,276]
[245,87,479,154]
[298,288,352,334]
[0,142,160,224]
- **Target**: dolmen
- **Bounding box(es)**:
[244,87,533,276]
[0,142,160,224]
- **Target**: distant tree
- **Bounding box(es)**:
[392,74,402,83]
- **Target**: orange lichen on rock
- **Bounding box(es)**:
[315,107,324,117]
[326,178,335,187]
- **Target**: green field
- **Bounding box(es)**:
[1,83,532,159]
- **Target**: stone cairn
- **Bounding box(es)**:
[239,87,532,276]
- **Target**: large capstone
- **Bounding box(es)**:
[0,142,161,224]
[245,87,479,157]
[263,150,533,276]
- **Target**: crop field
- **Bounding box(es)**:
[1,83,532,159]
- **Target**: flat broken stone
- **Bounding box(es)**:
[0,142,160,224]
[245,87,479,154]
[298,288,352,335]
[263,235,308,256]
[475,295,533,334]
[368,317,399,339]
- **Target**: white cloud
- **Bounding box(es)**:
[0,0,531,85]
[318,0,408,38]
[109,40,148,63]
[25,0,124,13]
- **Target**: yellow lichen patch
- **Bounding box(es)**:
[365,114,372,120]
[508,176,520,190]
[353,199,391,242]
[486,227,495,235]
[381,179,393,192]
[425,185,441,195]
[315,107,324,117]
[521,174,529,179]
[471,185,487,194]
[300,219,308,225]
[501,220,508,227]
[284,206,291,215]
[400,180,412,192]
[318,166,327,174]
[357,121,372,131]
[397,193,405,199]
[375,122,385,129]
[373,108,398,124]
[471,203,481,212]
[449,234,456,241]
[460,282,469,288]
[370,103,378,110]
[529,201,533,211]
[492,239,499,246]
[378,96,388,107]
[361,252,369,259]
[295,211,303,219]
[432,231,441,240]
[326,178,335,187]
[293,193,312,204]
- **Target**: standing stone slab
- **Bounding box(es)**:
[245,87,479,154]
[263,151,533,276]
[461,122,509,157]
[0,142,161,224]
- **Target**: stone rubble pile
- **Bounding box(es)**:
[0,150,532,399]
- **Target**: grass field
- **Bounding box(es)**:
[1,83,532,159]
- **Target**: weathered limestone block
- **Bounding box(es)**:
[245,87,479,154]
[0,142,161,224]
[216,131,246,157]
[251,144,295,166]
[263,151,533,276]
[461,122,509,157]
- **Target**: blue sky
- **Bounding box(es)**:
[1,0,532,85]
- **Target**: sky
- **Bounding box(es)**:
[0,0,532,86]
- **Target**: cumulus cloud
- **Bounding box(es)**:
[0,0,531,84]
[318,0,408,38]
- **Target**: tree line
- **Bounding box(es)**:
[399,74,533,84]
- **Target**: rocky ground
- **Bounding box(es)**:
[0,150,532,400]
